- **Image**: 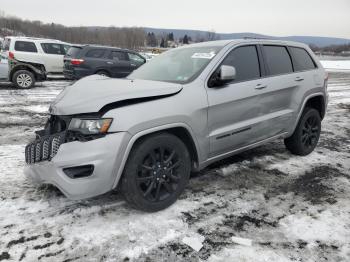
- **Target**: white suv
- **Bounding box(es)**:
[2,36,71,88]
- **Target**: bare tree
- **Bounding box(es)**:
[0,13,146,50]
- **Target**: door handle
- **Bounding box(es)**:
[106,61,114,65]
[255,84,267,90]
[131,63,137,67]
[295,76,304,81]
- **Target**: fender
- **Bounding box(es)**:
[111,122,201,189]
[9,59,46,80]
[290,92,326,135]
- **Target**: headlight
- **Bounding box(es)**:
[68,118,113,135]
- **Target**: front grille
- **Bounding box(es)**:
[25,132,66,164]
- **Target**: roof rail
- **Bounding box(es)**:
[4,36,64,42]
[243,36,272,40]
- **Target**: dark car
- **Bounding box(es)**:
[63,45,146,79]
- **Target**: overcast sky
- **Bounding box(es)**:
[1,0,349,38]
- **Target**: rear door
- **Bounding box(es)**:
[83,48,108,73]
[287,46,319,120]
[11,40,42,65]
[40,43,70,73]
[259,45,299,133]
[107,50,132,78]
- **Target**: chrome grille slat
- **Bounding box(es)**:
[30,144,35,164]
[25,132,65,164]
[42,140,49,160]
[35,142,41,162]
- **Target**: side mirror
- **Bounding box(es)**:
[208,65,236,88]
[220,65,236,82]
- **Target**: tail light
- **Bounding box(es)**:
[9,51,15,60]
[71,59,84,65]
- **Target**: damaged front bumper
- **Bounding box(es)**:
[24,130,130,200]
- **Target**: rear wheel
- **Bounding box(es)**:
[121,133,191,212]
[12,70,35,89]
[284,108,321,156]
[96,70,110,77]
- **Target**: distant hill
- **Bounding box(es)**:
[145,28,350,47]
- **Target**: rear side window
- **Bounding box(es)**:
[66,46,82,57]
[289,47,316,71]
[41,43,66,55]
[85,49,105,58]
[109,51,128,61]
[63,45,71,54]
[14,41,38,53]
[263,45,293,76]
[222,45,260,82]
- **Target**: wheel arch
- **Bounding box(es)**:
[94,68,111,76]
[10,63,45,81]
[304,95,326,119]
[112,123,200,189]
[290,93,326,136]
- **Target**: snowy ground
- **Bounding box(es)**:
[0,71,349,262]
[320,60,350,71]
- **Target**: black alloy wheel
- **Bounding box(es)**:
[285,107,321,156]
[121,133,191,212]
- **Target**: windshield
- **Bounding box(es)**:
[129,46,222,84]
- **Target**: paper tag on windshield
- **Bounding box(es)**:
[191,52,216,59]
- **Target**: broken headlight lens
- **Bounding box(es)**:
[68,118,113,135]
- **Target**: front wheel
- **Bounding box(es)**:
[12,70,35,89]
[121,133,191,212]
[284,108,321,156]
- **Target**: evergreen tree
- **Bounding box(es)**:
[168,32,174,41]
[183,34,189,44]
[160,38,165,48]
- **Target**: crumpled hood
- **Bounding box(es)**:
[50,75,183,115]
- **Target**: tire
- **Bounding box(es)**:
[12,70,35,89]
[96,70,110,77]
[121,133,191,212]
[284,107,321,156]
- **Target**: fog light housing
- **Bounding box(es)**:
[63,165,94,179]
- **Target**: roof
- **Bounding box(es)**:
[73,44,133,52]
[4,36,70,45]
[187,39,309,48]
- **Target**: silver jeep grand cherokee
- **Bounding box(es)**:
[25,39,328,211]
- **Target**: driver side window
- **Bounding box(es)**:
[222,45,261,82]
